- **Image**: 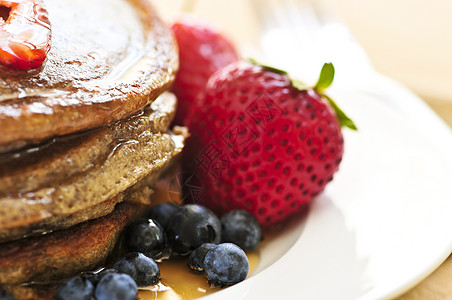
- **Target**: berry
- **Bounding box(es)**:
[125,218,166,259]
[55,276,94,300]
[0,287,16,300]
[82,269,117,286]
[166,204,221,255]
[184,61,355,227]
[203,243,249,287]
[0,0,51,70]
[170,18,239,125]
[112,252,160,287]
[188,243,217,272]
[146,203,180,230]
[95,273,137,300]
[221,210,262,251]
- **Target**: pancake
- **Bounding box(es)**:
[0,170,183,300]
[0,201,147,288]
[0,92,186,242]
[0,0,186,297]
[0,0,178,153]
[3,284,55,300]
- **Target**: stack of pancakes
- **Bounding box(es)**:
[0,0,184,298]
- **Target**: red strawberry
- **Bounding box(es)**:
[183,61,356,227]
[171,18,239,125]
[0,0,51,71]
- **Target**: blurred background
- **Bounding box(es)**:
[155,0,452,125]
[323,0,452,126]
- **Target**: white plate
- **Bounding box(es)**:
[203,74,452,300]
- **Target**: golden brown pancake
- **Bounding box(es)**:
[0,1,185,298]
[0,202,147,297]
[0,93,186,242]
[0,172,183,300]
[0,0,178,153]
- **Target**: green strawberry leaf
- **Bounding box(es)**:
[248,58,288,76]
[249,58,310,89]
[322,94,357,130]
[249,59,357,130]
[315,62,335,91]
[314,62,357,130]
[290,78,309,90]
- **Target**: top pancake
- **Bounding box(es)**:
[0,0,178,152]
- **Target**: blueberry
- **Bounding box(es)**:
[221,210,262,251]
[125,218,166,259]
[146,203,180,230]
[112,252,160,286]
[95,273,137,300]
[166,204,221,255]
[55,276,94,300]
[204,243,249,287]
[188,243,217,272]
[82,268,117,286]
[0,287,16,300]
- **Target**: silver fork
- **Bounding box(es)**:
[250,0,376,89]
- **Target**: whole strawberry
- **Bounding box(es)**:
[171,19,239,125]
[184,61,356,227]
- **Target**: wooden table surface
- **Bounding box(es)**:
[155,0,452,298]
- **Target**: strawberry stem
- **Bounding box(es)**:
[249,59,357,130]
[248,58,288,76]
[314,63,357,131]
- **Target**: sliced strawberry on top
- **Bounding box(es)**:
[183,61,356,227]
[0,0,51,71]
[171,18,239,125]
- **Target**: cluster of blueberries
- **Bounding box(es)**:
[48,203,263,300]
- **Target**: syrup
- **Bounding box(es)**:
[135,178,261,300]
[137,252,259,300]
[0,0,51,70]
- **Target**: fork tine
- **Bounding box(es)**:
[249,0,374,85]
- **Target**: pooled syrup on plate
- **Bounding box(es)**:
[137,252,259,300]
[136,179,261,300]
